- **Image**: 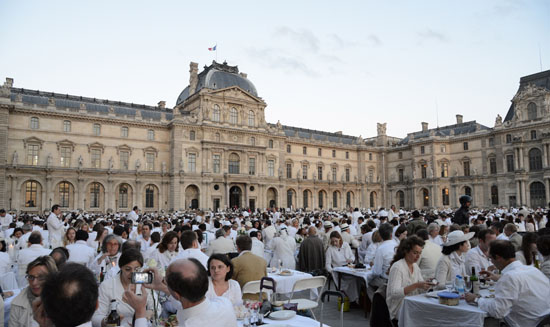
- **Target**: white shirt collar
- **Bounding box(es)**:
[177,298,209,322]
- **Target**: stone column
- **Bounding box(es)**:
[245,183,249,208]
[516,181,521,205]
[521,181,527,206]
[545,179,550,205]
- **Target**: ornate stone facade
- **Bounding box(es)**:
[1,62,549,212]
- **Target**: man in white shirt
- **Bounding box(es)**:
[46,204,68,249]
[17,232,51,286]
[465,240,550,327]
[465,229,496,274]
[136,222,153,253]
[416,229,443,280]
[205,227,236,256]
[173,231,209,269]
[126,258,237,327]
[368,223,397,288]
[0,209,13,231]
[66,230,96,267]
[128,206,139,223]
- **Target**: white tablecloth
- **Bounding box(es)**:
[398,291,489,327]
[267,270,313,295]
[4,288,21,327]
[238,314,328,327]
[332,266,372,287]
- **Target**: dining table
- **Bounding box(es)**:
[267,269,315,298]
[237,313,328,327]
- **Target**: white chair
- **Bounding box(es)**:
[242,278,274,301]
[286,276,326,320]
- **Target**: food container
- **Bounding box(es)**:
[272,301,284,311]
[437,291,460,306]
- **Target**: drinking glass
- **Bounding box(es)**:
[445,281,454,292]
[464,278,472,293]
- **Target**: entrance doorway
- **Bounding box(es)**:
[230,186,242,209]
[249,199,256,211]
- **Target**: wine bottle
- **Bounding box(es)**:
[106,299,121,327]
[99,267,105,283]
[470,267,480,294]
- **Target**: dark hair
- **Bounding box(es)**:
[75,230,89,241]
[390,235,425,267]
[195,230,203,245]
[50,247,69,268]
[416,229,429,241]
[133,206,138,211]
[113,225,125,237]
[521,232,538,266]
[94,225,105,241]
[12,227,23,237]
[536,235,550,257]
[207,253,234,281]
[121,240,141,253]
[158,231,179,253]
[0,240,5,252]
[28,231,42,245]
[250,231,258,238]
[490,221,504,233]
[41,263,98,327]
[395,224,408,238]
[478,229,496,243]
[118,248,143,268]
[236,235,252,251]
[378,223,393,241]
[412,210,420,219]
[166,258,208,302]
[489,240,516,260]
[180,230,198,250]
[0,209,5,214]
[142,222,153,231]
[151,231,161,243]
[442,241,467,255]
[51,204,60,212]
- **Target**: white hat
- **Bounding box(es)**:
[324,221,333,228]
[340,223,349,231]
[444,230,475,247]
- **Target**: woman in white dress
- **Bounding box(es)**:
[325,231,357,302]
[148,231,179,270]
[92,249,155,327]
[386,235,432,323]
[270,227,296,269]
[205,253,242,307]
[434,230,474,289]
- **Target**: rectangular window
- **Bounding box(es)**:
[531,130,537,140]
[120,151,129,170]
[286,145,291,153]
[332,167,337,181]
[369,153,372,160]
[398,168,404,182]
[346,151,349,159]
[121,127,129,138]
[27,144,39,165]
[441,162,448,177]
[93,124,101,136]
[268,160,274,177]
[420,146,425,154]
[318,148,322,156]
[188,153,196,173]
[506,134,512,143]
[148,129,155,141]
[59,183,70,207]
[63,120,71,132]
[25,182,37,207]
[463,142,469,151]
[398,152,403,159]
[441,145,446,153]
[60,147,71,167]
[490,158,497,174]
[249,158,256,175]
[286,163,292,179]
[345,168,350,182]
[506,154,514,172]
[303,147,307,155]
[302,165,308,179]
[30,117,39,129]
[318,166,323,180]
[332,150,336,158]
[213,154,220,173]
[421,164,427,179]
[489,138,495,147]
[463,161,470,176]
[91,149,101,168]
[146,153,155,171]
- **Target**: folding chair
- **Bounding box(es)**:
[319,290,344,327]
[369,284,393,327]
[286,276,326,320]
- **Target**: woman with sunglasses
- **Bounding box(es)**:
[9,256,57,327]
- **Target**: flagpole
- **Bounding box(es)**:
[216,42,218,62]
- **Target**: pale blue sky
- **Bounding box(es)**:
[1,0,549,137]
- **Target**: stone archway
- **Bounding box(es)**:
[230,186,242,209]
[185,185,200,209]
[267,187,277,208]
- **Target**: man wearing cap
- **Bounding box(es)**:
[452,195,472,226]
[321,220,334,250]
[340,223,359,248]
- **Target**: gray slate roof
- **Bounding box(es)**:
[176,61,258,106]
[504,69,550,122]
[397,121,490,145]
[281,125,359,145]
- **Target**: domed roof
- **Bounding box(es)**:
[176,61,258,106]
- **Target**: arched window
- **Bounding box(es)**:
[145,185,155,208]
[346,191,352,208]
[529,148,543,171]
[442,188,449,206]
[59,182,71,207]
[228,153,240,174]
[287,189,294,208]
[318,191,324,209]
[396,190,405,208]
[491,186,499,205]
[212,105,220,122]
[90,183,101,208]
[369,191,376,208]
[530,182,546,208]
[248,110,255,127]
[230,108,238,124]
[528,102,537,120]
[119,184,129,208]
[422,189,429,207]
[25,181,38,207]
[303,190,309,208]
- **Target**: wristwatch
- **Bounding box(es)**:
[473,295,481,305]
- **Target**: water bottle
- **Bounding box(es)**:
[455,275,465,297]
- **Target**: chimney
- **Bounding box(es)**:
[240,72,248,79]
[335,131,342,135]
[189,62,199,96]
[4,78,13,88]
[157,101,166,109]
[456,114,463,124]
[421,122,428,132]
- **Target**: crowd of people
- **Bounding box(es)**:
[0,195,549,326]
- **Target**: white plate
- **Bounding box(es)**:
[269,310,296,320]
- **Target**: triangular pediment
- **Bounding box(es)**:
[23,136,44,148]
[209,86,264,103]
[56,139,76,151]
[87,142,105,153]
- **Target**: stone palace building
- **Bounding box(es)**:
[0,61,549,213]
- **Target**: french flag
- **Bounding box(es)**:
[208,45,217,51]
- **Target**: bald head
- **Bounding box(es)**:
[166,258,208,305]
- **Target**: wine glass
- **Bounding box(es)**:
[464,278,472,293]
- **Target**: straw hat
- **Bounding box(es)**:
[340,223,350,231]
[444,230,475,246]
